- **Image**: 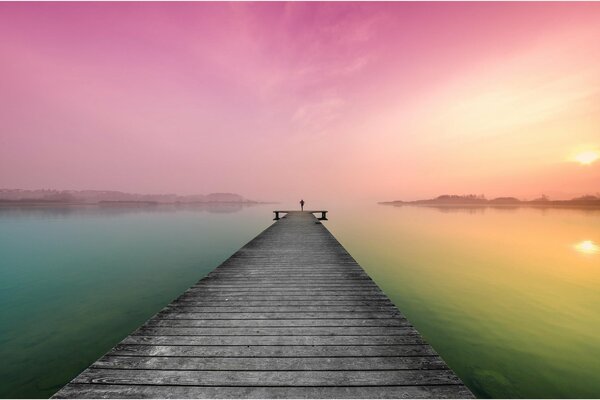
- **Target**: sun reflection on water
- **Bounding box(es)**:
[574,240,599,254]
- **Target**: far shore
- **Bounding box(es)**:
[0,200,274,207]
[379,194,600,209]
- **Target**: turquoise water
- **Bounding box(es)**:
[0,204,271,398]
[1,203,599,398]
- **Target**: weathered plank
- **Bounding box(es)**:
[55,384,473,399]
[93,355,450,370]
[178,294,391,300]
[154,311,402,319]
[109,344,440,357]
[53,211,473,399]
[121,335,426,346]
[185,288,385,293]
[72,369,463,386]
[145,318,410,327]
[163,305,399,312]
[173,299,395,306]
[134,326,416,336]
[205,273,368,276]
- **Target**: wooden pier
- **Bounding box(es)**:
[53,211,473,399]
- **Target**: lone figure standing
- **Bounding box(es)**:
[300,199,305,211]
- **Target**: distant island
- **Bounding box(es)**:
[0,189,262,206]
[380,194,600,208]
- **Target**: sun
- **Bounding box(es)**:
[574,151,599,165]
[574,240,599,255]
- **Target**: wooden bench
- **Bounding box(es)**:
[273,210,328,221]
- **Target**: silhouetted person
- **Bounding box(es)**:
[300,199,305,211]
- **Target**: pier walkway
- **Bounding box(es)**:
[54,211,473,398]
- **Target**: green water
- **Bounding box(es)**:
[1,203,599,398]
[0,204,271,398]
[329,204,600,399]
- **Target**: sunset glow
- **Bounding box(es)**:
[1,2,600,203]
[574,240,600,255]
[574,151,599,165]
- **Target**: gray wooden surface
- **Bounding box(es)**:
[53,211,473,399]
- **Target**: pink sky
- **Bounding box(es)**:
[1,2,599,203]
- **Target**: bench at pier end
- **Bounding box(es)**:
[273,210,328,221]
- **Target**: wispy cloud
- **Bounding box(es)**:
[291,97,346,134]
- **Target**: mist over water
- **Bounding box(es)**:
[1,203,599,398]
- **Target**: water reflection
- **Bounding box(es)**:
[329,204,600,398]
[383,203,600,215]
[0,202,260,219]
[575,240,599,254]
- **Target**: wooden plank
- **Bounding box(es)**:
[208,270,367,274]
[178,294,391,300]
[52,211,472,399]
[173,300,395,306]
[193,283,379,288]
[54,384,473,399]
[109,344,440,357]
[145,319,410,328]
[201,276,373,279]
[185,288,384,293]
[134,326,417,336]
[206,272,371,276]
[163,305,398,313]
[196,280,375,285]
[192,280,375,284]
[72,369,464,386]
[154,311,402,320]
[121,335,426,346]
[93,355,450,370]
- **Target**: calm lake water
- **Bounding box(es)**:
[1,203,599,398]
